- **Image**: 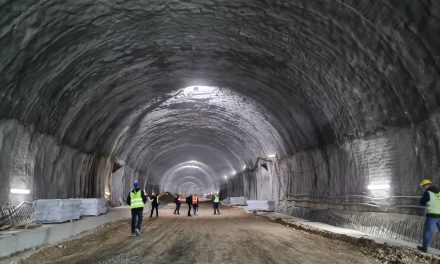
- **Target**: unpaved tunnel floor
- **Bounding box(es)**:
[20,204,430,264]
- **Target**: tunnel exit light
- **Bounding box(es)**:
[10,188,30,194]
[367,184,390,190]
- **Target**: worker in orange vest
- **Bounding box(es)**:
[192,194,199,215]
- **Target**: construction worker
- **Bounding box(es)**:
[186,194,193,217]
[150,192,161,218]
[192,194,199,215]
[174,193,181,215]
[126,181,146,236]
[418,179,440,253]
[212,193,220,215]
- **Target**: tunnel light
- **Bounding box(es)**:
[182,86,217,98]
[232,170,236,175]
[267,154,276,158]
[105,192,111,196]
[10,188,30,194]
[224,175,227,179]
[243,165,246,170]
[367,184,390,190]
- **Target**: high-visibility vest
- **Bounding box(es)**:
[427,191,440,214]
[156,196,160,204]
[214,195,220,203]
[130,190,144,209]
[192,196,198,204]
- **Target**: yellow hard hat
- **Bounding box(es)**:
[420,179,432,187]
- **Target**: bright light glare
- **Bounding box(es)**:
[367,184,390,190]
[243,165,246,170]
[224,175,227,179]
[105,192,111,195]
[10,188,30,194]
[182,86,217,99]
[267,154,276,158]
[232,170,236,174]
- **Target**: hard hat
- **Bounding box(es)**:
[420,179,432,187]
[133,181,139,188]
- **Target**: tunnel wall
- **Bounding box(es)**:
[224,111,440,247]
[0,118,112,205]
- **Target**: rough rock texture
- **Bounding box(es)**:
[1,0,440,248]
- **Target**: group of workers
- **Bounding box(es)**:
[127,179,440,254]
[126,181,221,237]
[173,193,221,217]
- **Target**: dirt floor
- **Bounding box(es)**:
[19,203,439,264]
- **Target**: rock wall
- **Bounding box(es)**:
[224,112,440,246]
[0,119,112,205]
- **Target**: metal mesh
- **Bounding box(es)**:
[0,202,34,227]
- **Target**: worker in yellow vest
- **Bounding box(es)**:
[192,194,199,215]
[150,192,163,218]
[126,181,146,237]
[418,179,440,253]
[212,193,220,215]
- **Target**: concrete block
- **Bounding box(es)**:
[77,198,108,216]
[32,199,82,223]
[245,200,276,212]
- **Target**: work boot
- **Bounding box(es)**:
[417,246,427,253]
[135,228,141,236]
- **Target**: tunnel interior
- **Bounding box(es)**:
[1,0,440,247]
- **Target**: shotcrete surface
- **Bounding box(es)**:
[18,204,435,264]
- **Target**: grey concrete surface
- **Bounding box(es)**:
[259,211,440,256]
[0,207,131,258]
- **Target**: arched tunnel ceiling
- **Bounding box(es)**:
[1,1,440,190]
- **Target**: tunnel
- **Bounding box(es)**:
[1,0,440,263]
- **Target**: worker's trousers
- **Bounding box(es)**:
[422,217,440,249]
[187,204,192,216]
[150,205,159,217]
[213,202,220,214]
[174,203,181,214]
[131,209,143,234]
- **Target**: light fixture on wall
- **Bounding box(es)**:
[10,188,30,194]
[367,183,390,190]
[105,191,111,196]
[267,154,276,158]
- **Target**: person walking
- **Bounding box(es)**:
[192,194,199,215]
[186,194,193,217]
[212,193,220,215]
[174,194,181,215]
[150,192,161,218]
[126,181,147,236]
[418,179,440,253]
